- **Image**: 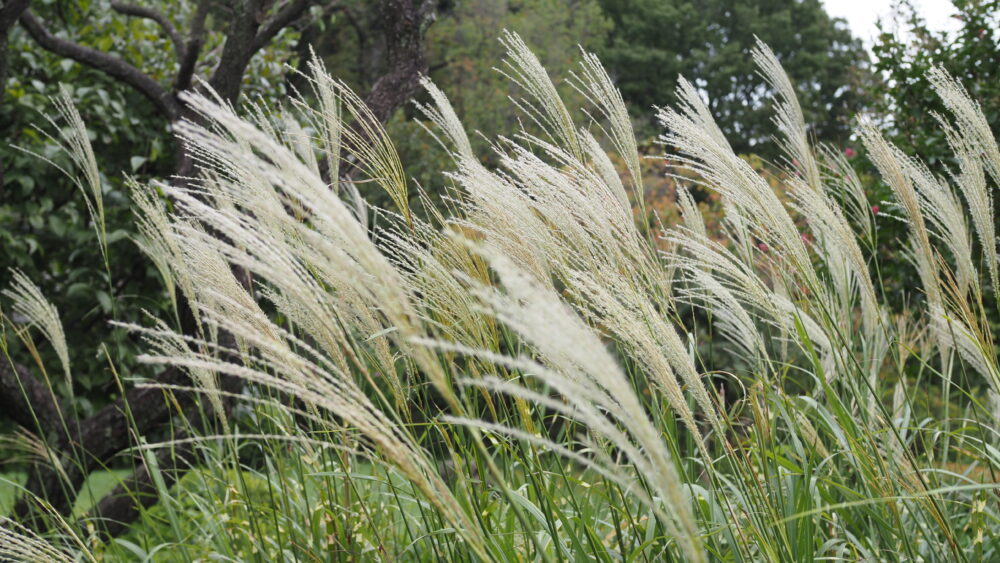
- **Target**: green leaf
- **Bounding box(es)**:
[66,282,92,298]
[48,215,66,237]
[96,290,112,313]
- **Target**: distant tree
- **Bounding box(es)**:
[597,0,871,156]
[870,0,999,165]
[859,0,999,307]
[304,0,611,201]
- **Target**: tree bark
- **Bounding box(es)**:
[0,0,30,99]
[364,0,435,123]
[0,359,64,434]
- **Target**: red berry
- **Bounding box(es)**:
[871,205,880,215]
[757,242,769,252]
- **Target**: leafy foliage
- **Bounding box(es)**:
[870,0,1000,164]
[1,10,173,409]
[0,1,298,414]
[597,0,872,155]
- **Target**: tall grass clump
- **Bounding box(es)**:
[5,33,1000,561]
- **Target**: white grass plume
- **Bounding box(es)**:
[753,39,880,335]
[498,30,581,159]
[938,112,997,293]
[927,67,1000,186]
[133,311,488,557]
[3,271,71,389]
[172,87,452,403]
[128,178,198,322]
[929,303,999,387]
[818,144,873,240]
[0,517,78,563]
[472,249,704,562]
[567,267,718,453]
[415,77,477,165]
[15,91,108,268]
[859,122,942,308]
[51,91,106,263]
[900,154,978,298]
[752,39,821,191]
[676,185,708,241]
[297,55,410,224]
[569,49,644,199]
[658,78,820,296]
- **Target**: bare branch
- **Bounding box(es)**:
[19,9,181,120]
[110,1,185,62]
[253,0,314,51]
[209,0,316,104]
[1,0,31,109]
[0,0,30,31]
[174,0,211,91]
[0,360,64,433]
[207,0,266,104]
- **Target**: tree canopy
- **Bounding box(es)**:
[598,0,871,156]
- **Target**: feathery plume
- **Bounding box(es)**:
[0,518,77,563]
[753,39,822,191]
[3,271,71,388]
[498,30,581,159]
[569,49,645,199]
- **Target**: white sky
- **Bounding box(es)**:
[823,0,963,46]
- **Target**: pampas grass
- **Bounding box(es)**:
[3,271,71,390]
[6,32,1000,561]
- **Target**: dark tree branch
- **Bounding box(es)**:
[363,0,435,123]
[0,360,64,433]
[109,1,185,63]
[0,0,30,29]
[427,58,453,74]
[19,9,181,120]
[208,0,316,104]
[253,0,313,51]
[174,0,210,92]
[207,0,268,104]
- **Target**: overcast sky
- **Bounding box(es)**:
[823,0,963,46]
